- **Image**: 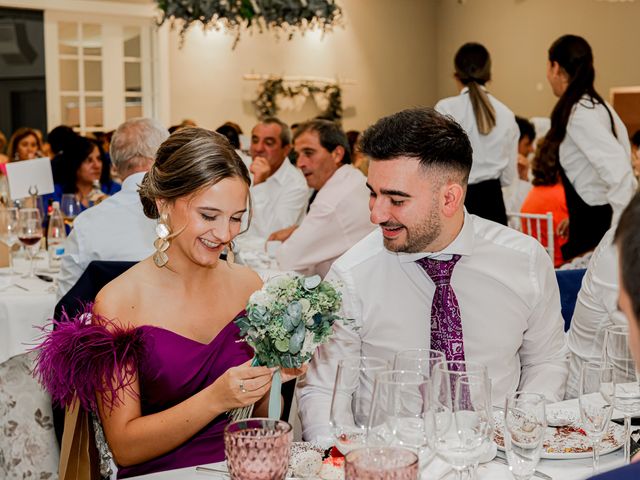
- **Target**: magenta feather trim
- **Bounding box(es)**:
[32,303,147,413]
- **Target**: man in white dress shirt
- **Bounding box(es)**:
[297,107,569,442]
[268,120,375,277]
[56,118,168,298]
[245,117,309,240]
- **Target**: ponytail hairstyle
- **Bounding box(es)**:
[454,42,496,135]
[541,35,616,168]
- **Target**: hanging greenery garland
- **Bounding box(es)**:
[253,77,343,122]
[156,0,342,47]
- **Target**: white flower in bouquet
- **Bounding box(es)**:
[235,274,351,369]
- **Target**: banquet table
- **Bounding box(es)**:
[128,398,626,480]
[0,255,58,364]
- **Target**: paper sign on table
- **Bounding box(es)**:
[5,157,54,199]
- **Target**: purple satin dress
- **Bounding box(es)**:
[117,319,253,478]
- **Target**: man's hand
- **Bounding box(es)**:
[250,157,272,185]
[268,225,297,242]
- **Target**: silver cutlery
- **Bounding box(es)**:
[492,455,553,480]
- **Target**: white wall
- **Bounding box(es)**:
[167,0,438,133]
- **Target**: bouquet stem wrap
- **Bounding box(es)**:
[228,358,281,421]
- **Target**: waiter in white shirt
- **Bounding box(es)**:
[544,34,636,260]
[297,107,569,443]
[245,117,309,240]
[57,118,168,298]
[435,42,518,226]
[268,120,375,277]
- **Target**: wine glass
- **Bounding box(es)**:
[393,349,446,379]
[329,356,390,454]
[579,362,615,474]
[503,392,546,480]
[431,361,492,480]
[0,207,19,275]
[603,325,640,465]
[60,193,82,228]
[16,208,43,278]
[344,447,419,479]
[367,370,433,469]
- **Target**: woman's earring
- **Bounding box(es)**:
[153,213,171,268]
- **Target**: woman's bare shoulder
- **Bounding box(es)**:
[224,262,263,294]
[93,260,153,327]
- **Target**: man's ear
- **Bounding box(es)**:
[441,181,465,218]
[332,145,345,165]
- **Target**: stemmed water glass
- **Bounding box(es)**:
[503,392,546,480]
[0,207,19,275]
[60,193,82,228]
[603,325,640,465]
[367,370,432,467]
[578,361,615,474]
[329,356,390,454]
[16,208,43,278]
[394,349,446,379]
[431,361,492,480]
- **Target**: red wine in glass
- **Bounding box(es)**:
[19,235,42,246]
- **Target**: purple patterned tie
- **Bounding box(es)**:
[416,255,465,364]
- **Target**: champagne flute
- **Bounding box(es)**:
[367,370,432,467]
[394,349,446,379]
[329,356,390,454]
[603,325,640,464]
[0,207,19,275]
[579,362,615,474]
[17,208,43,278]
[503,392,546,480]
[60,193,82,228]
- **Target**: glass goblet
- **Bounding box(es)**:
[16,208,43,278]
[393,348,446,379]
[0,207,19,275]
[345,446,419,480]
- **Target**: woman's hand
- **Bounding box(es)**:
[209,360,274,411]
[280,363,309,384]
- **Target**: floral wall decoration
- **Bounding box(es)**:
[156,0,343,47]
[253,77,343,121]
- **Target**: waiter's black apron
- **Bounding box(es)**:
[464,178,508,225]
[558,165,612,261]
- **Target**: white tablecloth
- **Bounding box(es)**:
[0,256,58,364]
[128,398,625,480]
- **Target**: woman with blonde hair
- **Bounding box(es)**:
[435,42,519,225]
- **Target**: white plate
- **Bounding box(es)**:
[493,410,624,459]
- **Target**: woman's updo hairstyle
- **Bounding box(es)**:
[454,42,496,135]
[138,127,251,220]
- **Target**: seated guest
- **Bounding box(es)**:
[56,118,169,298]
[504,116,535,214]
[47,136,121,208]
[565,227,623,399]
[347,130,368,176]
[297,107,568,442]
[48,125,79,184]
[245,117,309,240]
[268,120,375,277]
[588,193,640,478]
[216,122,251,171]
[6,127,42,162]
[36,128,304,478]
[520,143,569,267]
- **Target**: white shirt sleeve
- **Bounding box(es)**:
[517,245,569,402]
[56,226,87,300]
[296,266,363,443]
[566,106,637,225]
[251,178,309,238]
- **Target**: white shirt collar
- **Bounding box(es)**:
[395,209,475,264]
[121,171,147,192]
[270,158,292,185]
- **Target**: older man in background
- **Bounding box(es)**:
[56,118,169,298]
[245,117,309,240]
[268,120,374,277]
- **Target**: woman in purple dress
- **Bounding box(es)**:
[36,128,302,478]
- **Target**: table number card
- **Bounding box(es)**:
[5,157,54,200]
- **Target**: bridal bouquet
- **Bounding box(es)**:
[235,274,348,369]
[231,274,349,421]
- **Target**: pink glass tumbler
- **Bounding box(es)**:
[224,418,292,480]
[345,447,419,480]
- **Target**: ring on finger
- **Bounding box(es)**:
[239,380,247,393]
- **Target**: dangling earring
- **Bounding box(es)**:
[153,213,171,268]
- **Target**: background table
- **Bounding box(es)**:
[0,256,58,364]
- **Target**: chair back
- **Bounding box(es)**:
[508,211,554,260]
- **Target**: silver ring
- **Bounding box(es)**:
[239,380,246,393]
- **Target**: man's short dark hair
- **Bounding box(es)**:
[257,117,291,147]
[293,119,351,164]
[615,192,640,321]
[631,129,640,148]
[360,107,472,183]
[515,116,536,142]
